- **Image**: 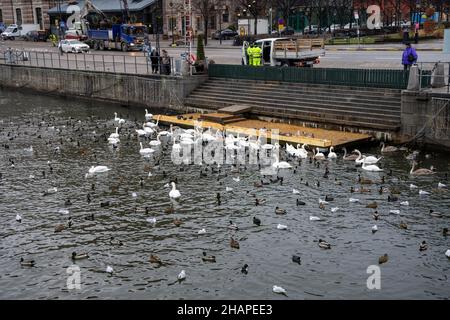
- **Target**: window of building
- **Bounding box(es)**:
[168,16,177,33]
[222,13,229,23]
[35,8,43,29]
[16,8,22,25]
[209,16,216,29]
[196,16,202,30]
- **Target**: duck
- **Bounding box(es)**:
[388,195,398,202]
[410,161,435,175]
[275,206,286,215]
[253,216,261,226]
[100,200,110,207]
[380,142,399,153]
[429,209,443,218]
[272,285,287,295]
[20,258,35,267]
[443,228,449,236]
[342,147,359,161]
[372,225,378,234]
[55,217,72,232]
[358,174,373,184]
[419,241,428,251]
[292,188,300,194]
[84,213,94,221]
[149,254,162,265]
[378,254,389,264]
[399,222,408,229]
[241,264,249,274]
[202,252,216,263]
[366,201,378,209]
[362,157,383,171]
[327,146,337,159]
[228,221,239,230]
[349,198,360,203]
[71,252,89,260]
[169,182,181,199]
[390,209,400,215]
[173,218,182,227]
[354,149,382,164]
[277,224,288,230]
[16,214,22,223]
[373,211,380,220]
[109,237,123,246]
[296,199,306,206]
[318,239,331,249]
[230,237,240,249]
[292,255,301,264]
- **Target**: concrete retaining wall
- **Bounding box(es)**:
[0,64,207,109]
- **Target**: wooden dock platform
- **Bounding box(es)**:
[155,113,371,148]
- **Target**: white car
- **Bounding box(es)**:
[58,39,90,53]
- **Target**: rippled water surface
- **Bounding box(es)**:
[0,89,449,300]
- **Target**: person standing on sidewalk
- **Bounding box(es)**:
[402,42,418,71]
[247,43,254,66]
[161,50,171,75]
[253,44,262,66]
[150,49,160,74]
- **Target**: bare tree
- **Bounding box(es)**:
[193,0,218,45]
[234,0,270,35]
[272,0,302,24]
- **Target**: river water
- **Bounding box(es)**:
[0,88,449,300]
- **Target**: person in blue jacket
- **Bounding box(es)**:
[402,42,418,71]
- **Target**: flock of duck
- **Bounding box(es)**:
[3,107,450,297]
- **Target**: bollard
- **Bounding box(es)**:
[431,62,445,88]
[407,64,420,91]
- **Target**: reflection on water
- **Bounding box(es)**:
[0,89,449,300]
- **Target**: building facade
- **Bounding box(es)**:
[0,0,57,30]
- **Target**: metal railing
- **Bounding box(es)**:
[208,64,410,89]
[0,48,184,76]
[416,62,450,92]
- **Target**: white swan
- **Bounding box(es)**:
[314,148,325,160]
[136,126,146,137]
[327,146,337,159]
[144,109,153,120]
[410,161,435,175]
[158,124,173,137]
[145,116,160,128]
[380,142,398,153]
[109,127,119,139]
[354,149,382,164]
[139,142,155,155]
[362,157,383,172]
[149,135,161,147]
[88,166,111,174]
[113,112,125,124]
[272,154,292,169]
[342,147,359,161]
[169,182,181,199]
[108,137,120,145]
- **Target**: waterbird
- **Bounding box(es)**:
[293,188,300,194]
[419,241,428,251]
[419,190,430,195]
[292,255,301,264]
[275,207,286,214]
[173,218,182,227]
[230,237,240,249]
[110,237,123,246]
[253,217,261,226]
[202,252,216,263]
[378,254,389,264]
[327,146,337,159]
[331,207,339,213]
[445,249,450,259]
[438,182,447,188]
[241,264,248,274]
[410,162,435,176]
[88,165,110,174]
[20,258,35,267]
[296,199,306,206]
[366,202,378,209]
[429,210,443,218]
[310,216,321,221]
[273,285,287,295]
[373,211,380,220]
[277,224,287,230]
[149,254,162,265]
[169,182,181,199]
[380,142,399,153]
[390,209,400,215]
[372,225,378,234]
[400,201,409,206]
[71,252,89,260]
[177,270,186,281]
[443,228,449,236]
[106,265,114,274]
[55,217,72,232]
[146,217,157,224]
[16,214,22,222]
[318,239,331,249]
[198,228,207,235]
[100,201,110,207]
[228,221,239,230]
[399,222,408,229]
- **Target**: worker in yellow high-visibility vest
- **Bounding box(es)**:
[247,43,254,66]
[253,44,262,66]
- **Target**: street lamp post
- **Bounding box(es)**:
[269,8,272,34]
[169,2,175,46]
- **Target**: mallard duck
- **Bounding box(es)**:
[55,217,72,232]
[373,211,380,220]
[378,254,389,264]
[325,195,334,201]
[164,205,174,214]
[253,216,261,226]
[110,236,123,246]
[429,209,443,218]
[318,239,331,249]
[296,199,306,206]
[202,251,216,263]
[100,201,110,207]
[366,202,378,209]
[275,207,286,215]
[389,187,401,194]
[419,241,428,251]
[292,255,301,264]
[319,202,325,210]
[254,180,263,188]
[84,213,94,221]
[71,252,89,260]
[443,228,449,236]
[399,222,408,229]
[173,218,182,227]
[228,221,239,230]
[358,175,372,185]
[388,195,398,202]
[230,237,240,249]
[20,258,35,267]
[149,254,162,265]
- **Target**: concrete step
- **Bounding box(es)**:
[185,98,400,130]
[209,78,403,96]
[190,88,401,111]
[187,93,401,118]
[200,82,402,104]
[185,97,400,128]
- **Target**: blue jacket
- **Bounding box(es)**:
[402,47,418,65]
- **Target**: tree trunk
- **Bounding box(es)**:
[254,15,258,35]
[204,18,208,45]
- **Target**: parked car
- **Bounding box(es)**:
[304,25,318,34]
[213,29,238,40]
[58,39,90,53]
[22,30,48,42]
[279,26,295,35]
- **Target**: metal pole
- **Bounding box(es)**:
[102,54,105,72]
[135,55,137,74]
[123,55,126,73]
[113,55,116,73]
[219,9,222,45]
[83,52,86,70]
[75,54,78,70]
[58,50,61,68]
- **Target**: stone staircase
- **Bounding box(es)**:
[185,78,402,131]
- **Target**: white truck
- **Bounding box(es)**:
[242,37,325,67]
[1,24,40,40]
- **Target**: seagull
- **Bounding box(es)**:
[226,187,233,192]
[389,209,400,215]
[419,190,430,195]
[293,188,300,194]
[277,224,288,230]
[146,217,157,224]
[178,270,186,281]
[400,201,409,206]
[106,265,114,274]
[331,207,340,213]
[349,198,360,203]
[410,184,418,189]
[438,182,447,188]
[309,216,321,221]
[16,214,22,222]
[372,225,378,234]
[198,228,206,235]
[232,177,240,182]
[272,285,287,295]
